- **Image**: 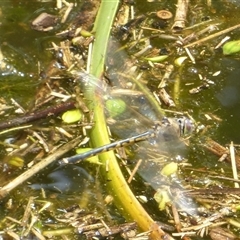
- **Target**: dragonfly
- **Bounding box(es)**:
[58,71,194,166]
[59,116,193,165]
[56,71,198,215]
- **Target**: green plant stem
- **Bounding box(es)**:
[87,1,174,239]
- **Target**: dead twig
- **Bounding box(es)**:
[209,227,238,240]
[158,64,174,88]
[184,23,240,48]
[204,138,240,169]
[127,159,142,183]
[0,136,82,199]
[0,101,75,131]
[230,142,239,188]
[172,0,189,31]
[158,88,176,107]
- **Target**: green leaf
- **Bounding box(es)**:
[62,109,82,123]
[223,40,240,55]
[106,98,126,117]
[80,29,93,37]
[154,188,171,211]
[7,156,24,168]
[174,56,188,66]
[144,55,168,62]
[76,148,102,164]
[160,162,178,176]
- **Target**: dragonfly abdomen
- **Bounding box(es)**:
[58,129,156,166]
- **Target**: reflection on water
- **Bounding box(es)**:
[216,58,240,108]
[214,58,240,142]
[30,165,94,194]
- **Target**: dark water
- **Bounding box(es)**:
[1,0,240,239]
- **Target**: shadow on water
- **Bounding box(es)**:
[29,164,94,194]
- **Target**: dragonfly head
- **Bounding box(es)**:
[176,117,195,136]
[161,117,195,137]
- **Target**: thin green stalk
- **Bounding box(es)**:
[120,73,165,117]
[87,1,174,239]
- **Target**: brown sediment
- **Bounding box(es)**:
[72,1,100,31]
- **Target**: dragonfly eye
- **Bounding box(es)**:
[177,117,194,136]
[177,118,185,136]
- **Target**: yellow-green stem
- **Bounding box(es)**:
[87,1,174,239]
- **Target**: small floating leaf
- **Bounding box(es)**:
[80,29,93,37]
[174,56,188,66]
[72,36,82,45]
[223,40,240,55]
[144,55,168,62]
[161,162,178,176]
[154,188,171,210]
[76,148,102,164]
[7,156,24,168]
[106,98,126,117]
[62,109,82,123]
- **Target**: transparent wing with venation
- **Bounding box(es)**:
[69,70,197,215]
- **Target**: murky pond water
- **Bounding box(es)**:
[1,0,240,239]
